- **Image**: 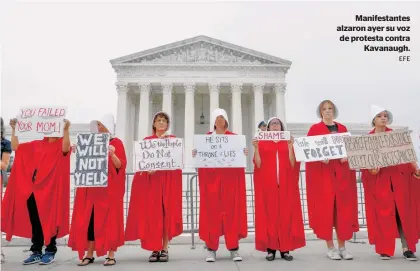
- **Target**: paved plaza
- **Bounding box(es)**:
[1,236,419,271]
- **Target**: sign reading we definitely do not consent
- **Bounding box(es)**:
[15,107,67,137]
[293,133,350,162]
[193,134,247,168]
[74,133,110,187]
[344,129,418,170]
[134,138,184,171]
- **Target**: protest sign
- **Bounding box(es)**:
[74,133,110,187]
[410,129,420,168]
[343,129,417,170]
[193,134,247,168]
[255,131,290,141]
[15,107,67,137]
[134,138,184,171]
[293,133,350,162]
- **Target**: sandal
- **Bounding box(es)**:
[159,250,169,262]
[103,257,116,266]
[149,251,160,262]
[1,252,5,264]
[266,249,276,261]
[78,257,95,266]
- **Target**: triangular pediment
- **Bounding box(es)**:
[110,36,291,66]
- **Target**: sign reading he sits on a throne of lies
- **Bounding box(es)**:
[193,134,247,168]
[134,138,184,172]
[74,133,110,187]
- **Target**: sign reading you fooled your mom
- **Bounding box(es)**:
[193,134,247,168]
[15,107,67,137]
[343,129,418,170]
[293,133,351,162]
[74,133,110,187]
[134,138,184,171]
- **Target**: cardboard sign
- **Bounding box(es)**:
[74,133,110,187]
[15,107,67,137]
[344,129,418,170]
[134,138,184,171]
[193,134,247,168]
[293,133,351,162]
[255,131,290,141]
[410,129,420,168]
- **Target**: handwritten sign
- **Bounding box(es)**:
[293,133,351,162]
[193,134,246,168]
[74,133,110,187]
[410,129,420,168]
[344,130,418,170]
[15,107,67,137]
[134,138,184,171]
[256,131,290,141]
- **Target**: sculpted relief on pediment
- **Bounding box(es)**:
[123,42,278,65]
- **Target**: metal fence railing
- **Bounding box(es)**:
[3,170,367,247]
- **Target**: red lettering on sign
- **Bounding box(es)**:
[17,120,33,132]
[20,109,36,118]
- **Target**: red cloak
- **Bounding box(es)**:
[405,166,420,239]
[305,122,359,241]
[198,130,248,250]
[1,138,70,244]
[68,137,127,260]
[253,140,305,252]
[124,134,183,251]
[361,127,418,255]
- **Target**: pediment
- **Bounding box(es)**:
[110,36,291,66]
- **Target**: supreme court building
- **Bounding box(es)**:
[112,35,304,171]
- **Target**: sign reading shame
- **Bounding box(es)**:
[344,129,418,170]
[256,131,290,141]
[134,138,184,171]
[74,133,110,187]
[15,107,67,138]
[293,133,350,162]
[193,134,247,168]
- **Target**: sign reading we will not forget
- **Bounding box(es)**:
[293,133,350,162]
[134,138,184,172]
[344,129,418,170]
[74,133,110,187]
[15,107,67,137]
[193,134,247,168]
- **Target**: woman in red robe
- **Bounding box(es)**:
[68,114,126,266]
[252,117,305,261]
[193,108,248,262]
[1,118,71,265]
[125,111,183,262]
[305,100,359,260]
[361,105,418,261]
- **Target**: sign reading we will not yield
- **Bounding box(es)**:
[15,107,67,137]
[74,133,110,187]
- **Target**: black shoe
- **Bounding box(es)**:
[149,251,160,262]
[281,251,293,261]
[265,249,276,261]
[380,254,391,260]
[403,251,418,261]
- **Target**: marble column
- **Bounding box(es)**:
[231,83,243,134]
[274,83,287,128]
[208,83,220,130]
[253,83,265,130]
[162,83,173,133]
[138,83,151,140]
[115,82,129,145]
[184,83,196,171]
[172,94,177,135]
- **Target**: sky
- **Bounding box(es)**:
[1,0,419,130]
